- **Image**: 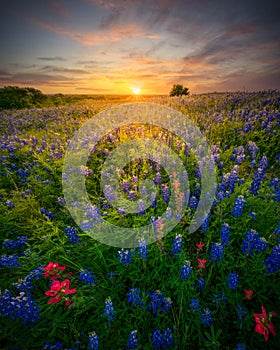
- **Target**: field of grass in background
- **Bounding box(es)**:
[0,91,279,349]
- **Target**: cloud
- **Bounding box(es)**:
[40,66,90,74]
[37,56,67,61]
[36,20,161,46]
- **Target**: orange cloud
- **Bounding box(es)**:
[36,20,161,46]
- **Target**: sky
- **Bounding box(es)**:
[0,0,279,94]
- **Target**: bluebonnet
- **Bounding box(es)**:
[218,165,239,194]
[209,243,224,263]
[150,192,157,208]
[165,207,173,220]
[152,328,173,349]
[190,298,200,312]
[103,185,115,201]
[232,196,245,216]
[227,272,239,290]
[154,172,162,185]
[127,330,138,349]
[161,185,170,204]
[241,229,268,256]
[237,305,247,321]
[127,288,143,307]
[270,177,279,191]
[117,249,132,266]
[104,297,114,326]
[57,197,66,206]
[81,220,94,231]
[5,200,14,209]
[264,244,280,274]
[40,208,55,220]
[0,290,40,325]
[0,254,21,268]
[128,191,137,201]
[200,308,212,327]
[13,266,43,292]
[147,290,172,316]
[79,269,96,285]
[231,146,245,165]
[220,223,231,246]
[249,155,268,195]
[137,238,148,260]
[189,196,198,210]
[235,344,246,350]
[122,181,130,193]
[117,207,126,215]
[171,234,182,256]
[248,212,256,220]
[65,226,82,244]
[196,277,205,291]
[3,235,28,250]
[247,141,259,159]
[180,261,192,279]
[84,204,101,223]
[182,170,188,183]
[136,199,146,215]
[201,215,210,232]
[88,332,99,350]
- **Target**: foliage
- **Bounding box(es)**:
[169,84,189,97]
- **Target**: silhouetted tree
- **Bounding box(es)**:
[169,84,189,97]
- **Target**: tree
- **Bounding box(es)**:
[169,84,189,97]
[0,86,47,110]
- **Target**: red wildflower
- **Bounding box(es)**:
[244,289,253,300]
[196,242,205,252]
[45,279,76,305]
[43,262,66,280]
[198,258,207,269]
[254,306,276,341]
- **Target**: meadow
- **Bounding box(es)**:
[0,91,279,349]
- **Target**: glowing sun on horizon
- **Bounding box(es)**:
[132,87,141,95]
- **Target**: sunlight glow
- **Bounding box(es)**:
[132,87,141,95]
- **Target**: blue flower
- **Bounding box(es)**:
[88,332,99,350]
[152,328,173,349]
[78,269,96,286]
[220,223,231,246]
[3,235,28,250]
[104,297,114,326]
[147,290,172,316]
[235,343,246,350]
[232,196,245,216]
[227,272,239,290]
[40,208,54,220]
[264,244,280,274]
[0,290,40,325]
[180,261,192,279]
[65,226,82,244]
[200,308,212,327]
[117,249,132,266]
[127,288,143,307]
[190,298,200,312]
[127,330,138,349]
[171,234,182,256]
[137,238,148,260]
[0,254,21,268]
[241,229,268,256]
[209,243,224,263]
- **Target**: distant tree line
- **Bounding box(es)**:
[0,86,92,110]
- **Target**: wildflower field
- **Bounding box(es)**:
[0,91,279,349]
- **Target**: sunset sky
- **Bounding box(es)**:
[0,0,279,94]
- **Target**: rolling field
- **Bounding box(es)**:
[0,91,279,349]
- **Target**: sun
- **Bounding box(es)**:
[132,87,141,95]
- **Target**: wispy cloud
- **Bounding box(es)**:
[37,56,67,61]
